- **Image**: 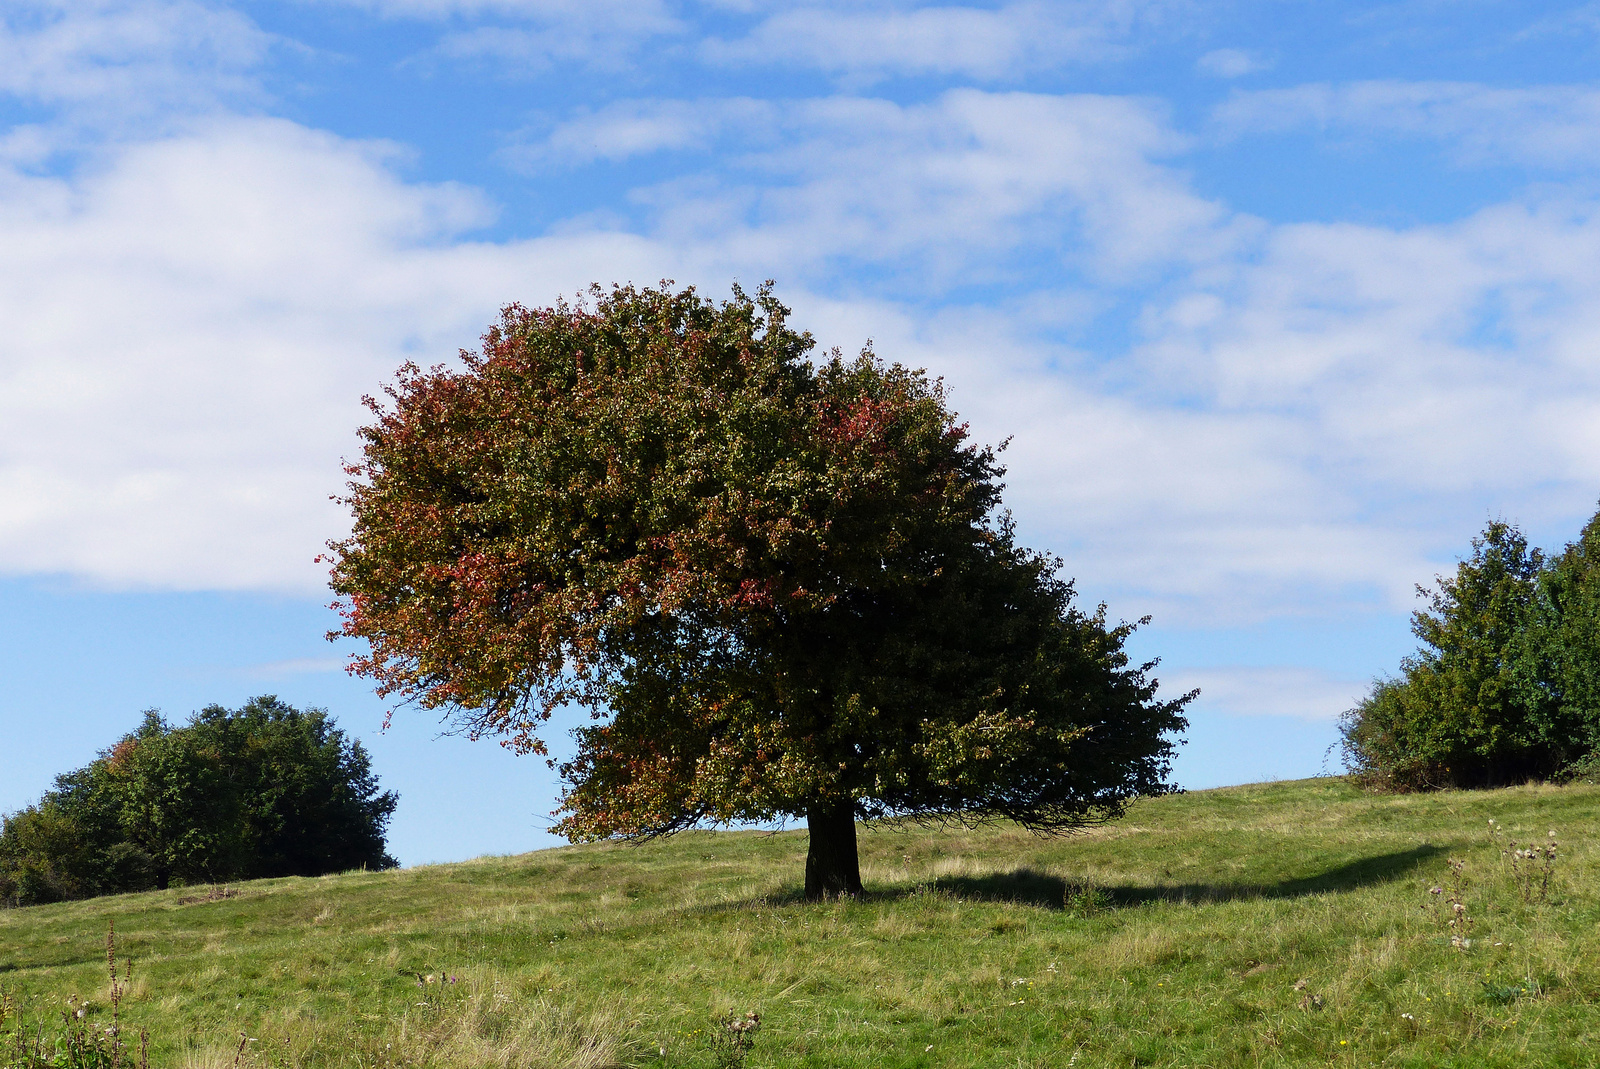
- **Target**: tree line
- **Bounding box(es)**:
[1,697,396,906]
[1342,510,1600,791]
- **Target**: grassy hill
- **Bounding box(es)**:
[3,777,1599,1068]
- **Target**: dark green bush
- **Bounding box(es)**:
[0,697,397,906]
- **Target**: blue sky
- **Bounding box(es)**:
[5,0,1600,865]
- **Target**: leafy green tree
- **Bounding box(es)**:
[205,696,399,878]
[328,282,1190,898]
[1512,508,1600,769]
[0,698,397,904]
[1342,520,1554,789]
[0,804,97,906]
[103,710,251,887]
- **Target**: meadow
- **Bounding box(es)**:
[3,777,1598,1068]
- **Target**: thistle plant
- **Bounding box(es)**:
[1503,829,1559,904]
[1426,858,1473,949]
[706,1012,760,1069]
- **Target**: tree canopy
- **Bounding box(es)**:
[0,697,397,906]
[1342,511,1600,790]
[328,282,1190,897]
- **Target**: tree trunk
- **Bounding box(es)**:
[804,799,862,900]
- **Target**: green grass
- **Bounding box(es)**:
[4,777,1600,1067]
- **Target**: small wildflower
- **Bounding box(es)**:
[1401,1013,1414,1021]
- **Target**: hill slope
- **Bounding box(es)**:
[3,778,1598,1068]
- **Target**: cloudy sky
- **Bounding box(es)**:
[5,0,1600,865]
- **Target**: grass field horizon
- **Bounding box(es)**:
[4,776,1598,1067]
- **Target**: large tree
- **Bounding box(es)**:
[328,283,1189,898]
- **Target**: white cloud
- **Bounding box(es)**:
[577,90,1236,284]
[0,117,672,592]
[1139,201,1600,486]
[1510,2,1600,42]
[1195,47,1267,78]
[312,0,683,70]
[505,98,775,169]
[317,0,673,20]
[312,0,1185,82]
[1212,81,1600,169]
[775,296,1437,621]
[433,20,680,69]
[11,67,1600,628]
[632,90,1600,621]
[1162,666,1368,721]
[1085,197,1600,615]
[0,89,1286,612]
[0,0,268,117]
[702,0,1176,82]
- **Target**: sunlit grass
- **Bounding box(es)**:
[3,778,1599,1067]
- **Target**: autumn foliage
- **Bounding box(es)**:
[328,283,1189,897]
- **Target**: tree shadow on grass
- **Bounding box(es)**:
[693,845,1446,913]
[926,844,1446,911]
